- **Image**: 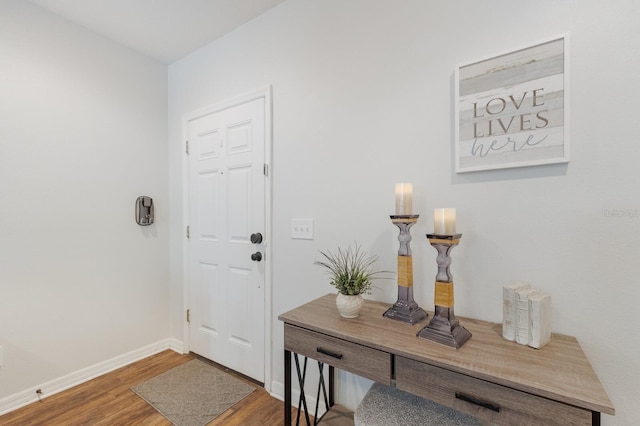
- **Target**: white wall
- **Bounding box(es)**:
[0,0,170,405]
[169,0,639,424]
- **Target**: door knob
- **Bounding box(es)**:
[251,251,263,262]
[250,232,263,244]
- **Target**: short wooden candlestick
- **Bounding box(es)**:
[417,234,472,348]
[383,215,427,325]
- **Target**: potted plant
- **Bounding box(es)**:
[315,243,390,318]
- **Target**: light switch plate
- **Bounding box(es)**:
[291,219,314,239]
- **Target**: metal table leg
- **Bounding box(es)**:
[285,350,291,425]
[287,353,334,426]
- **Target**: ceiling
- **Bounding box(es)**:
[28,0,286,64]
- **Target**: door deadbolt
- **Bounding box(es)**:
[250,233,263,244]
[251,251,263,262]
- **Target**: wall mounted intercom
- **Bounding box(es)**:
[135,196,154,226]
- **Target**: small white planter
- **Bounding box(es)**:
[336,293,364,318]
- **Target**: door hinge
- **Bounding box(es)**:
[185,140,189,155]
[186,309,190,323]
[263,163,269,176]
[186,225,190,238]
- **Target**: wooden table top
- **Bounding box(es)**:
[279,294,615,415]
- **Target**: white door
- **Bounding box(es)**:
[186,96,266,382]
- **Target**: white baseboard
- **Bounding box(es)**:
[270,379,285,402]
[0,338,184,416]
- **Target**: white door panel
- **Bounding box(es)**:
[187,96,266,382]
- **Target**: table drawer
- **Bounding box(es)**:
[284,324,392,385]
[396,356,592,426]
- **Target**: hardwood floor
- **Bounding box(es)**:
[0,350,290,426]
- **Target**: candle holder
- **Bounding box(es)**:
[417,234,472,348]
[383,215,428,324]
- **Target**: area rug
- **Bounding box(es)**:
[131,359,256,426]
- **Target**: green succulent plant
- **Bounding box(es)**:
[314,243,390,296]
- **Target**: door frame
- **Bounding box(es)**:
[181,85,272,390]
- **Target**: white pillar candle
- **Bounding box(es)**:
[434,208,456,234]
[395,183,413,215]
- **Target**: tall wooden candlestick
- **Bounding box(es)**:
[383,215,427,325]
[417,234,471,348]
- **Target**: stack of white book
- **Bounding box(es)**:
[502,282,551,349]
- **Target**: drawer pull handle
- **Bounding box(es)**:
[455,392,500,412]
[316,347,343,359]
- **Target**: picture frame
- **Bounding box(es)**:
[455,34,570,173]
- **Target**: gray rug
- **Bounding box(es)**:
[131,359,256,426]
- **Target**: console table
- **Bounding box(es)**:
[279,294,614,425]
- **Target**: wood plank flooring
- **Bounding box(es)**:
[0,350,291,426]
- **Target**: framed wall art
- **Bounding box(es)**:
[455,34,569,173]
